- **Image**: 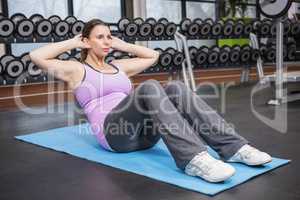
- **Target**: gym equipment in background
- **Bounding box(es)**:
[254,0,300,105]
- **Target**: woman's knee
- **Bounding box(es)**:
[165,80,187,95]
[138,79,164,94]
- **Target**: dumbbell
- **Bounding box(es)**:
[160,18,177,37]
[244,21,253,35]
[211,45,230,64]
[165,47,184,67]
[239,45,252,63]
[223,19,234,37]
[195,46,209,66]
[65,16,85,37]
[266,38,288,59]
[49,15,69,38]
[0,14,14,37]
[11,13,34,38]
[158,50,172,69]
[188,46,198,65]
[252,19,262,34]
[48,15,61,25]
[0,54,25,83]
[287,39,297,60]
[27,61,42,78]
[234,19,244,37]
[20,52,31,68]
[118,17,130,32]
[251,48,261,63]
[30,14,52,38]
[260,19,272,35]
[143,17,157,38]
[138,18,152,38]
[269,19,292,36]
[230,46,241,64]
[266,46,276,62]
[199,19,213,37]
[118,18,139,37]
[259,43,268,57]
[164,47,179,71]
[180,18,199,37]
[269,19,290,36]
[208,46,220,65]
[212,20,223,37]
[152,18,164,38]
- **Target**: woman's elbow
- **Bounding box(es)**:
[29,52,38,64]
[153,50,160,62]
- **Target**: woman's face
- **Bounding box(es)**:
[85,25,112,58]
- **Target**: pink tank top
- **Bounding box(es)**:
[74,62,132,151]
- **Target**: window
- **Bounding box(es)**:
[8,0,68,56]
[8,0,68,19]
[186,2,216,20]
[73,0,121,23]
[146,0,182,49]
[186,1,216,48]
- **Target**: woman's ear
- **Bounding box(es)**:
[82,37,92,49]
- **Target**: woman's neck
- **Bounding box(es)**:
[85,53,106,69]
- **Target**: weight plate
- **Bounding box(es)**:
[140,22,152,37]
[153,23,164,37]
[36,19,52,37]
[6,60,24,78]
[28,62,42,76]
[71,20,85,36]
[0,18,14,37]
[258,0,292,19]
[125,22,138,37]
[17,19,34,37]
[118,18,130,32]
[48,15,61,24]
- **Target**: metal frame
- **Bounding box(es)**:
[67,0,74,16]
[1,0,11,55]
[174,31,197,92]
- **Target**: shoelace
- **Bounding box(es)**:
[188,152,220,176]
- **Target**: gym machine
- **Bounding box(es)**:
[257,0,300,105]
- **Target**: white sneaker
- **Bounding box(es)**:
[185,151,235,183]
[227,144,272,166]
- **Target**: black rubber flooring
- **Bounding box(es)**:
[1,82,300,200]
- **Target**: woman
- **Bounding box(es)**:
[30,19,272,183]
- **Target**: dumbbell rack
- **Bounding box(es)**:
[251,20,300,105]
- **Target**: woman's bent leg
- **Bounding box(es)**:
[104,79,207,170]
[164,81,249,160]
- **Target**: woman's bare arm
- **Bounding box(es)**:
[110,37,159,77]
[29,35,89,83]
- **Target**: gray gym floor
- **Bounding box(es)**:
[1,82,299,200]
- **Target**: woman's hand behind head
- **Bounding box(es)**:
[72,34,92,49]
[111,36,129,52]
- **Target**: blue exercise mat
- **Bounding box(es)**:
[15,123,290,196]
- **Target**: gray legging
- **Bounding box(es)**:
[103,79,248,170]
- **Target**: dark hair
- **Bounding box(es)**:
[80,19,108,62]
